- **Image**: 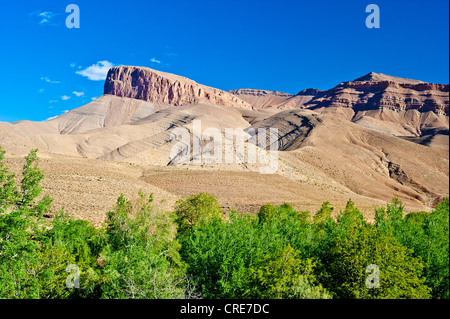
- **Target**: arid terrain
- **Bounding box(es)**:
[1,66,448,225]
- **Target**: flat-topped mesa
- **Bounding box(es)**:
[104,65,252,109]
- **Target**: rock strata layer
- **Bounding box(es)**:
[307,72,449,115]
[104,66,252,109]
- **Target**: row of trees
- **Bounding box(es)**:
[178,196,448,299]
[0,147,448,299]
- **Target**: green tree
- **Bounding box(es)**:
[0,146,20,213]
[0,147,52,215]
[375,197,449,298]
[313,201,334,224]
[257,204,277,224]
[324,200,431,299]
[100,192,186,299]
[424,199,449,298]
[244,245,330,299]
[179,202,316,299]
[0,148,76,299]
[19,149,44,209]
[174,193,223,234]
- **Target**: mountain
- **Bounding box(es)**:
[249,108,448,205]
[231,72,449,139]
[0,67,448,223]
[104,65,251,109]
[307,72,449,139]
[307,71,448,115]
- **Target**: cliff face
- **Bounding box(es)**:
[307,72,449,115]
[104,66,252,109]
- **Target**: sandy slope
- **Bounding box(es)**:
[3,151,432,226]
[3,154,178,227]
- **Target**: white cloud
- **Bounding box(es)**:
[72,91,85,97]
[150,58,161,64]
[76,60,114,81]
[61,95,71,100]
[49,100,59,103]
[70,63,76,68]
[30,11,58,25]
[41,77,61,84]
[91,97,98,101]
[39,11,56,19]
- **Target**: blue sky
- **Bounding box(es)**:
[0,0,448,122]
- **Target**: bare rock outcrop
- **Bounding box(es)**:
[104,66,252,109]
[232,72,449,116]
[307,72,449,115]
